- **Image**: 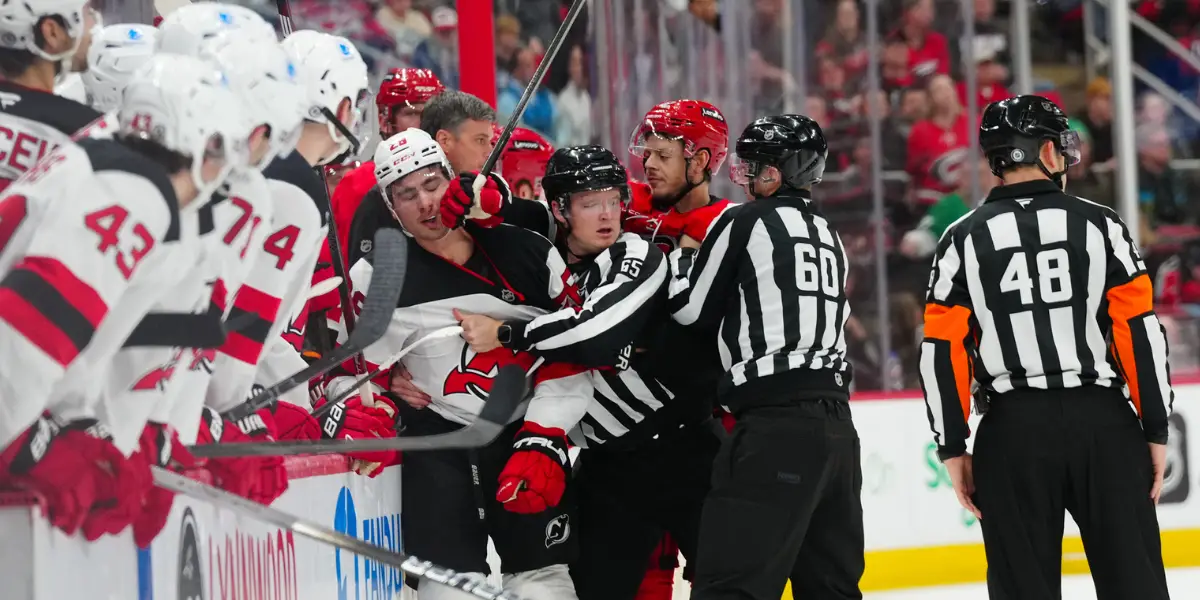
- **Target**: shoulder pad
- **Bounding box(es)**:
[0,81,103,136]
[262,150,329,226]
[77,137,180,242]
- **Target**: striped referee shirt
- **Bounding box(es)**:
[503,233,689,444]
[668,190,853,408]
[920,179,1174,458]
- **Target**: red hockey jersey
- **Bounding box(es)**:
[623,180,733,251]
[905,113,970,205]
[330,160,377,256]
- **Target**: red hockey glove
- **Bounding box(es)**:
[196,407,289,505]
[81,425,152,542]
[0,416,126,537]
[440,172,511,229]
[496,423,570,514]
[131,422,196,548]
[314,394,399,476]
[271,399,321,441]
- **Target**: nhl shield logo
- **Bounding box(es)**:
[501,289,516,303]
[360,239,373,254]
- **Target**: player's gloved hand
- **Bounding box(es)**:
[196,407,289,505]
[496,423,571,514]
[80,424,153,542]
[314,393,399,476]
[0,415,126,537]
[440,172,511,229]
[270,399,321,441]
[131,422,196,548]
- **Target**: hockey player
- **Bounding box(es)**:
[329,67,444,253]
[0,53,253,539]
[500,127,555,202]
[454,145,721,600]
[329,127,588,600]
[0,0,102,190]
[669,115,862,600]
[80,24,158,113]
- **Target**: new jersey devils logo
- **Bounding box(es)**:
[443,346,536,399]
[132,348,217,391]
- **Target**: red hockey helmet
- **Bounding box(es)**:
[628,99,729,175]
[376,68,444,130]
[501,127,554,200]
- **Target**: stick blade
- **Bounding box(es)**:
[349,228,407,345]
[479,365,528,426]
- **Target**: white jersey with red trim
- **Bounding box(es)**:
[101,168,274,453]
[0,81,103,194]
[0,138,195,447]
[328,224,591,432]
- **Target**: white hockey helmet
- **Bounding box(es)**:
[81,24,157,113]
[282,30,370,165]
[0,0,98,62]
[118,54,253,209]
[155,2,277,55]
[374,128,452,192]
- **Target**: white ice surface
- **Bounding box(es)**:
[668,566,1200,599]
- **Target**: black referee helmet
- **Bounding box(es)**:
[731,114,828,193]
[542,144,630,214]
[979,95,1081,188]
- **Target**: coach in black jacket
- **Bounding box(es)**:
[667,115,864,600]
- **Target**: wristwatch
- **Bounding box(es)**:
[497,323,513,347]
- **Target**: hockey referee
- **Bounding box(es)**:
[919,95,1172,600]
[668,115,863,600]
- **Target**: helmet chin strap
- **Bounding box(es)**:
[1035,155,1067,191]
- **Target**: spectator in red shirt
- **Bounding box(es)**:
[815,0,869,86]
[956,48,1012,116]
[882,37,915,94]
[906,74,970,205]
[890,0,950,81]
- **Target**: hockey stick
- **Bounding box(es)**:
[469,0,587,202]
[151,467,525,600]
[190,364,527,458]
[220,228,407,422]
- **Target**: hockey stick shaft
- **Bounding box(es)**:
[151,467,525,600]
[191,364,527,458]
[321,325,465,411]
[470,0,587,202]
[222,229,408,422]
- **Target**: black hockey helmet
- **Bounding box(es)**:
[979,95,1080,186]
[542,145,631,214]
[731,114,828,192]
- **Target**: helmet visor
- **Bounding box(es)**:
[729,154,757,185]
[1058,130,1082,167]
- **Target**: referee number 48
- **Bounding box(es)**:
[1000,248,1072,304]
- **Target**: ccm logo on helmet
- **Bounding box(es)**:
[700,107,725,122]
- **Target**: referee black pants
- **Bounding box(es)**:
[690,400,864,600]
[973,386,1169,600]
[568,421,721,600]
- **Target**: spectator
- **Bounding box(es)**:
[806,94,831,128]
[555,45,592,147]
[498,48,557,139]
[1080,76,1114,164]
[1138,92,1191,158]
[412,7,460,89]
[900,157,996,259]
[906,74,969,205]
[881,38,915,95]
[956,48,1012,116]
[890,0,950,81]
[497,0,562,52]
[689,0,721,31]
[816,55,862,127]
[961,0,1011,74]
[1065,118,1115,209]
[898,85,931,128]
[1138,123,1197,228]
[374,0,431,60]
[495,13,522,74]
[815,0,869,87]
[750,0,787,111]
[862,89,910,171]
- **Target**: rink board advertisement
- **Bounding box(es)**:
[1,388,1197,598]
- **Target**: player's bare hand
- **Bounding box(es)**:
[454,309,503,353]
[389,364,431,409]
[1149,442,1167,504]
[944,453,982,520]
[680,234,701,250]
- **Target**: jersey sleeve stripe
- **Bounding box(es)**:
[1105,274,1171,440]
[920,303,974,454]
[0,256,107,366]
[219,285,283,365]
